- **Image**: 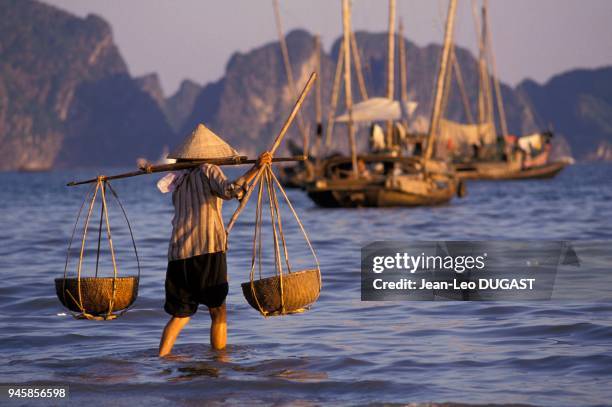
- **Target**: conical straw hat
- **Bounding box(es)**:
[168,123,239,160]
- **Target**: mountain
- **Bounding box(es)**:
[135,74,202,133]
[1,0,610,170]
[0,0,174,170]
[518,67,612,160]
[165,79,203,132]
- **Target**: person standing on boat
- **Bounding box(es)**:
[157,123,271,356]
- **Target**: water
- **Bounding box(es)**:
[0,163,611,406]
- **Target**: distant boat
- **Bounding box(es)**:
[437,0,571,181]
[136,146,175,169]
[453,132,573,180]
[18,163,51,172]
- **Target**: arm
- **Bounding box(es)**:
[204,152,273,200]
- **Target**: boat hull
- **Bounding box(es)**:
[307,177,457,208]
[455,161,568,181]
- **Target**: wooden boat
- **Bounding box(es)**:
[277,159,316,188]
[435,1,571,181]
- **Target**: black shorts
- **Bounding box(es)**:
[164,251,228,317]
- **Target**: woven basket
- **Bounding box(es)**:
[241,269,321,316]
[55,276,139,316]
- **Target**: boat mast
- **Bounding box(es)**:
[472,0,493,126]
[425,0,458,160]
[350,31,369,101]
[398,19,408,114]
[385,0,396,147]
[324,38,344,149]
[272,0,310,156]
[451,48,475,124]
[342,0,358,177]
[439,37,455,127]
[481,4,494,125]
[483,0,509,137]
[313,35,323,158]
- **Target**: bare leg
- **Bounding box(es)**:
[209,303,227,350]
[159,316,190,357]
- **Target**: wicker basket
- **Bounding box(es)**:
[55,276,139,316]
[241,269,321,316]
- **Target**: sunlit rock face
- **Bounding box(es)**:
[0,0,174,170]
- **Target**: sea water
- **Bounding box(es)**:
[0,163,611,406]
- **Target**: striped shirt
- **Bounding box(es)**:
[167,164,243,260]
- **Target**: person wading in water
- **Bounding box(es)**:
[157,123,271,357]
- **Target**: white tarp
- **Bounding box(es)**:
[438,119,496,147]
[335,97,418,123]
[518,133,544,154]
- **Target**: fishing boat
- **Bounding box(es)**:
[436,0,571,181]
[306,0,463,208]
[307,155,458,207]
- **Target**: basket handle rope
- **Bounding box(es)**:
[107,182,141,282]
[269,168,320,274]
[63,182,96,317]
[264,167,285,313]
[248,173,268,315]
[105,181,141,319]
[99,181,119,319]
[74,179,102,315]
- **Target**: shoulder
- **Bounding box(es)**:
[200,163,226,180]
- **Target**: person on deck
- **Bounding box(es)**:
[157,123,271,357]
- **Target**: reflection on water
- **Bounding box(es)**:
[0,163,611,406]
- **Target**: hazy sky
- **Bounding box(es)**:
[44,0,612,96]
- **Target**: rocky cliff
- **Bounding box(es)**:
[135,74,202,133]
[180,30,335,156]
[1,1,611,170]
[0,0,174,170]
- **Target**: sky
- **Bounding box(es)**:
[43,0,612,96]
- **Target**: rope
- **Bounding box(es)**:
[75,180,101,314]
[264,168,285,313]
[107,182,141,281]
[268,168,292,274]
[269,169,320,273]
[99,182,118,319]
[62,183,95,317]
[249,176,267,315]
[94,187,105,278]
